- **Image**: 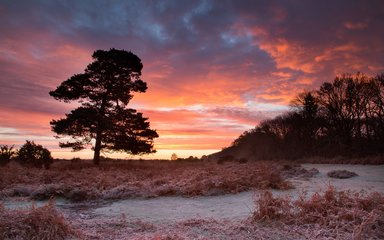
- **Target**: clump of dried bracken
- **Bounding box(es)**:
[0,201,77,240]
[253,186,384,239]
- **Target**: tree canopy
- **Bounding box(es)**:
[17,140,53,169]
[0,144,15,166]
[225,73,384,160]
[50,49,158,164]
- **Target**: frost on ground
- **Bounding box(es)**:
[290,164,384,195]
[1,163,384,239]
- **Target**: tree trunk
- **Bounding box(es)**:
[93,128,102,165]
[93,98,107,165]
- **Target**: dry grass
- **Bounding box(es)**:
[253,186,384,239]
[0,201,76,240]
[0,160,292,201]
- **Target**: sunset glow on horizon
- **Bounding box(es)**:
[1,0,384,159]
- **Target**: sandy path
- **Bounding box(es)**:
[92,191,254,223]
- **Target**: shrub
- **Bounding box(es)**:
[17,140,53,169]
[0,144,16,166]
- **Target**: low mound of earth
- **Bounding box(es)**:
[282,164,319,178]
[2,164,384,239]
[327,169,358,179]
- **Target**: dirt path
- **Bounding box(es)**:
[92,191,254,224]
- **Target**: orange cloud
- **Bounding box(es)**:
[134,71,252,108]
[258,38,316,73]
[315,44,362,63]
[271,71,293,78]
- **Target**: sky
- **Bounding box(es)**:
[1,0,384,160]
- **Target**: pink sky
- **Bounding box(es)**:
[1,1,384,159]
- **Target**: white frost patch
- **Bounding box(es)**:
[2,198,69,210]
[291,164,384,195]
[93,191,254,223]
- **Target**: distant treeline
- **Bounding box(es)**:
[228,73,384,160]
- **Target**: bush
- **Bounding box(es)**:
[17,141,53,169]
[0,145,16,166]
